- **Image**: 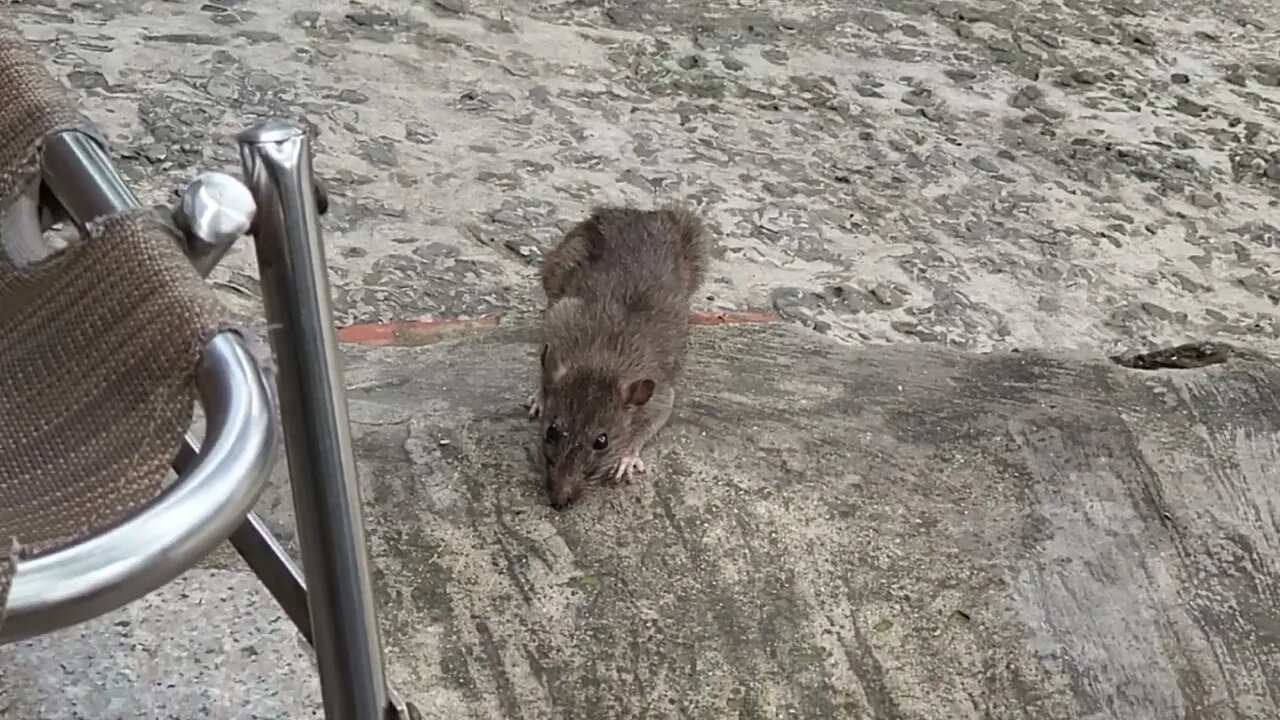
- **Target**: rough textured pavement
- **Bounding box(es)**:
[6,0,1280,351]
[2,0,1280,718]
[10,323,1280,719]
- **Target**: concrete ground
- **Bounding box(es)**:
[2,0,1280,718]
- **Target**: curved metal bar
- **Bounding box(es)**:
[1,332,278,644]
[41,130,140,230]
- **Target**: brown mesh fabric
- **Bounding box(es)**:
[0,15,100,212]
[0,211,227,630]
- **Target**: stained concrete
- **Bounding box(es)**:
[7,321,1280,718]
[4,0,1280,717]
[6,0,1280,352]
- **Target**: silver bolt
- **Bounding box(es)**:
[180,171,256,247]
[176,171,256,276]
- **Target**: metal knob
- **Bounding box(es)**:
[175,171,256,276]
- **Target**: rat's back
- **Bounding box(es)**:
[540,205,708,312]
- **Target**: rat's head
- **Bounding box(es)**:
[537,343,655,509]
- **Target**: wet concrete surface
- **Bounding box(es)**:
[2,0,1280,718]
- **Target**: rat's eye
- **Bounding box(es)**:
[545,424,562,444]
[593,433,608,450]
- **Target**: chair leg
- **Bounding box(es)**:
[177,439,422,720]
[173,437,311,643]
[236,118,397,720]
[229,512,312,642]
[228,514,422,720]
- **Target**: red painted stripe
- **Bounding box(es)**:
[336,310,777,346]
[336,315,501,346]
[688,310,778,326]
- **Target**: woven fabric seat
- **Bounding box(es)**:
[0,13,226,630]
[0,13,415,717]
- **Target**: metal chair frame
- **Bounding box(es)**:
[2,122,419,720]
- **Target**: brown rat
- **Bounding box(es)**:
[527,205,707,508]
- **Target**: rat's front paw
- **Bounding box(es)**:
[525,389,543,419]
[613,455,646,483]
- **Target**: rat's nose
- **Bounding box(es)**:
[545,481,578,510]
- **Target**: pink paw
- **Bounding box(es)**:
[613,455,646,483]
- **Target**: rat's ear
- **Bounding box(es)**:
[541,343,568,383]
[623,378,655,407]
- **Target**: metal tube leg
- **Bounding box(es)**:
[174,436,314,644]
[229,512,314,644]
[237,119,393,720]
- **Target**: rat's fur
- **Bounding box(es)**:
[529,205,707,508]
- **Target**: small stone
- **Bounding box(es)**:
[1141,302,1172,320]
[1071,68,1101,84]
[360,144,398,167]
[345,10,398,27]
[1174,97,1208,116]
[721,57,744,72]
[502,238,539,263]
[486,17,515,33]
[761,48,789,65]
[211,11,245,26]
[862,13,892,33]
[823,284,868,314]
[944,68,978,82]
[292,10,320,27]
[970,156,1000,174]
[491,210,524,226]
[1225,71,1247,86]
[66,70,108,89]
[142,144,168,163]
[1190,192,1217,209]
[1125,30,1156,48]
[604,5,637,25]
[206,74,236,98]
[337,89,369,104]
[238,30,282,43]
[1008,85,1042,109]
[405,125,436,145]
[902,89,933,107]
[1265,162,1280,181]
[1172,273,1208,293]
[677,54,702,70]
[871,284,906,308]
[1018,84,1044,101]
[1170,72,1190,84]
[762,182,794,198]
[770,286,817,320]
[1012,62,1042,82]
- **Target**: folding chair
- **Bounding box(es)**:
[0,15,420,719]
